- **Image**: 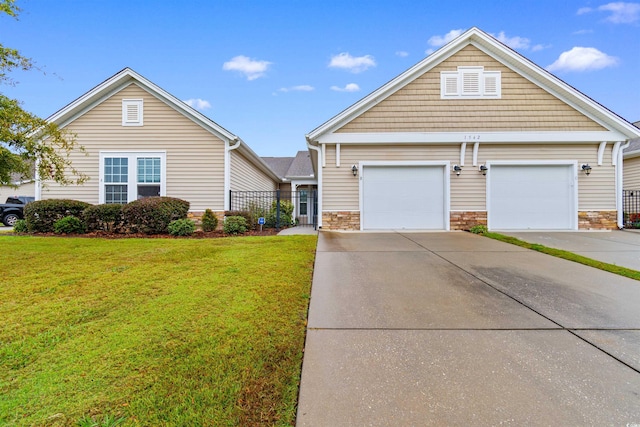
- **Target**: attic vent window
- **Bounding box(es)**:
[122,99,143,126]
[440,66,501,99]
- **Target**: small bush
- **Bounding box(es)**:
[201,209,218,232]
[53,216,86,234]
[122,197,190,234]
[24,199,91,233]
[83,204,124,233]
[224,216,248,235]
[168,219,196,236]
[469,224,488,234]
[225,210,253,228]
[265,200,294,228]
[12,219,27,233]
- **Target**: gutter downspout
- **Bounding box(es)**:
[34,158,42,201]
[224,137,241,211]
[617,141,630,229]
[306,137,322,228]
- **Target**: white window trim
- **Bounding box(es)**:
[122,99,144,126]
[441,66,501,99]
[99,151,166,204]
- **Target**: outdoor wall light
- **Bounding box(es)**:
[581,164,592,176]
[453,165,462,176]
[351,164,358,176]
[479,165,488,176]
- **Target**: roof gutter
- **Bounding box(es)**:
[224,137,241,210]
[617,141,631,229]
[306,136,322,228]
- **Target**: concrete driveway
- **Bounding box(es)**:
[296,231,640,426]
[503,230,640,271]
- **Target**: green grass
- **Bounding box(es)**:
[0,235,317,426]
[482,231,640,281]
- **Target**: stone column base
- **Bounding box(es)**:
[578,211,617,230]
[322,211,361,230]
[450,211,487,231]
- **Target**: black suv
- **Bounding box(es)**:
[1,196,34,226]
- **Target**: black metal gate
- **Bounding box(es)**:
[623,190,640,228]
[229,190,318,230]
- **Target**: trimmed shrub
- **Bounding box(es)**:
[168,219,196,236]
[224,210,253,229]
[201,209,218,232]
[122,197,190,234]
[83,204,124,233]
[469,224,488,234]
[13,219,27,233]
[224,216,248,235]
[24,199,91,233]
[265,200,294,228]
[53,216,86,234]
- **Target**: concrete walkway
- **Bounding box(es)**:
[296,231,640,426]
[502,230,640,271]
[277,226,318,235]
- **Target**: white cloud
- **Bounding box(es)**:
[395,51,409,57]
[329,53,376,73]
[599,2,640,23]
[576,2,640,23]
[279,85,315,93]
[183,98,211,110]
[330,83,360,92]
[492,31,530,49]
[427,29,464,47]
[547,46,619,72]
[573,29,594,34]
[531,44,551,52]
[222,55,272,80]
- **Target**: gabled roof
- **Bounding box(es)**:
[46,67,281,182]
[262,150,315,180]
[624,121,640,158]
[307,27,640,143]
[261,156,294,179]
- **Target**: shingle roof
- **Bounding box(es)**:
[261,156,294,179]
[286,151,314,177]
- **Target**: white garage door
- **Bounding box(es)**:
[489,164,575,230]
[362,165,446,230]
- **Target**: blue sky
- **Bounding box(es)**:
[2,0,639,156]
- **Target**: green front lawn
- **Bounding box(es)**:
[0,235,317,426]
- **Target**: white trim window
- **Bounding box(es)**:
[99,152,166,204]
[441,66,501,99]
[122,99,143,126]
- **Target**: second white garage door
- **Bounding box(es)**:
[362,165,446,230]
[488,164,576,230]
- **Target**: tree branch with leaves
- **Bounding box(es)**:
[0,0,86,187]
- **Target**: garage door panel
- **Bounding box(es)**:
[363,166,445,230]
[489,165,575,230]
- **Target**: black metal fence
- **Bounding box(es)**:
[229,190,318,230]
[623,190,640,228]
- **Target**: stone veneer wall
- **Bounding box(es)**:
[450,211,487,230]
[322,211,361,230]
[578,211,617,230]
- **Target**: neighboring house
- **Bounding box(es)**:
[40,68,280,221]
[623,121,640,189]
[262,150,317,224]
[0,172,35,203]
[306,27,640,231]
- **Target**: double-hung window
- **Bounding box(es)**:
[299,190,308,216]
[100,152,166,204]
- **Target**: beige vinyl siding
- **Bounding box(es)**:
[337,45,605,133]
[0,182,35,203]
[624,157,640,189]
[42,83,226,210]
[322,143,615,212]
[230,151,277,192]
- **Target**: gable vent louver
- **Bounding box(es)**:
[122,99,143,126]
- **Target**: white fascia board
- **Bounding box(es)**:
[317,131,627,144]
[624,150,640,159]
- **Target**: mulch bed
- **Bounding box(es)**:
[11,229,281,239]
